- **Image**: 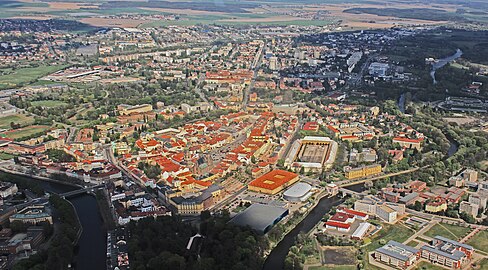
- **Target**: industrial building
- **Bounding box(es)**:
[230,204,288,234]
[283,182,312,202]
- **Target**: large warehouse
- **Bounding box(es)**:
[230,204,289,234]
[248,169,299,195]
[283,182,312,202]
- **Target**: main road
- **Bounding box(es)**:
[242,42,265,108]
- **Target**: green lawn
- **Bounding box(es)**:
[0,114,34,129]
[361,224,415,270]
[0,153,14,160]
[2,125,50,140]
[466,230,488,253]
[365,224,415,252]
[31,100,69,108]
[407,240,419,247]
[310,266,356,270]
[0,65,67,89]
[477,258,488,270]
[416,261,447,270]
[424,223,471,241]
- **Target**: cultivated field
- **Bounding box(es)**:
[3,0,468,29]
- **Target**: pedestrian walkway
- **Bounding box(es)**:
[460,227,481,244]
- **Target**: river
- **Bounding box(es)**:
[430,49,463,84]
[6,175,107,270]
[263,183,365,270]
[398,93,406,114]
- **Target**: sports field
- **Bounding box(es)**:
[1,125,50,140]
[299,144,329,164]
[0,65,68,89]
[0,114,34,129]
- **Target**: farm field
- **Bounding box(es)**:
[0,65,68,90]
[0,114,34,129]
[423,223,471,240]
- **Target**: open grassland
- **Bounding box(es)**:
[310,266,356,270]
[31,100,69,108]
[0,114,34,129]
[466,230,488,253]
[416,261,448,270]
[423,223,471,240]
[364,223,415,252]
[0,153,14,160]
[0,65,67,90]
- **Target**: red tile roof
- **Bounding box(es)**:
[325,221,351,229]
[248,169,298,191]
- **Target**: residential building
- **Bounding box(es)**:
[374,240,420,269]
[377,205,397,223]
[420,236,474,269]
[459,201,478,217]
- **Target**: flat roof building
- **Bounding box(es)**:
[420,236,474,269]
[248,169,299,195]
[351,222,371,240]
[230,204,288,234]
[374,240,419,269]
[283,182,312,202]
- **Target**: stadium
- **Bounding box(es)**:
[284,136,338,172]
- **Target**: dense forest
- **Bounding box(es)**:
[128,213,269,270]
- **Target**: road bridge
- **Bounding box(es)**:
[59,184,105,198]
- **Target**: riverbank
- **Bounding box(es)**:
[0,170,107,270]
[263,194,344,270]
[0,166,81,188]
[430,48,463,84]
